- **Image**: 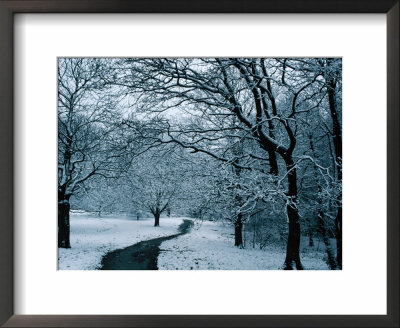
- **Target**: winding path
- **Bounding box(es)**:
[100,219,193,270]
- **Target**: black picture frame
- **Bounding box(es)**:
[0,1,398,327]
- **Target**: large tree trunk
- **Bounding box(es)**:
[283,158,303,270]
[267,150,278,175]
[234,213,243,247]
[58,195,71,248]
[154,210,160,227]
[284,220,302,270]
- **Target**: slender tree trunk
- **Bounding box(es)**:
[234,213,243,247]
[330,105,342,268]
[309,135,337,269]
[317,212,337,270]
[154,210,160,227]
[335,207,342,269]
[326,63,342,269]
[58,193,71,248]
[283,158,303,270]
[308,227,314,247]
[253,221,257,248]
[334,161,342,269]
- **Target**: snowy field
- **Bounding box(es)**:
[59,213,329,270]
[158,220,329,270]
[58,212,183,270]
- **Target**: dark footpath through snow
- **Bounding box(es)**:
[100,219,193,270]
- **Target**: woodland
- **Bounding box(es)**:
[58,57,342,270]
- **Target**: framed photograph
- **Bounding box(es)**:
[0,0,398,327]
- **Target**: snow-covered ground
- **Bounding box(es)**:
[59,213,330,270]
[158,220,329,270]
[58,212,183,270]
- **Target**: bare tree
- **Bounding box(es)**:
[58,58,128,248]
[128,149,182,226]
[63,57,342,270]
[111,58,340,269]
[321,58,342,268]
